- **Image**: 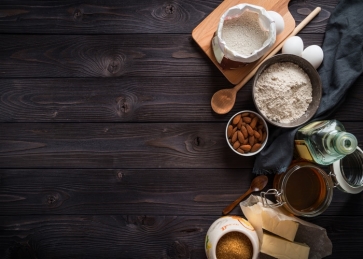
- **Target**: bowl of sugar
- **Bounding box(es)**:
[205,216,259,259]
[252,54,322,128]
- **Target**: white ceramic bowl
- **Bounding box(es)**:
[205,216,260,259]
[226,110,269,156]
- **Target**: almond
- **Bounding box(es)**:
[250,116,259,128]
[227,125,234,138]
[232,131,238,143]
[241,125,248,138]
[232,126,237,135]
[233,141,241,150]
[232,114,241,125]
[237,148,245,154]
[249,135,255,146]
[237,118,243,129]
[246,124,254,136]
[242,116,252,123]
[251,143,262,153]
[258,129,263,141]
[240,145,251,152]
[253,130,261,139]
[237,131,245,143]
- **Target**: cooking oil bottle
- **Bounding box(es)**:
[295,120,358,165]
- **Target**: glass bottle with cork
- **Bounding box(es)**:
[294,119,358,165]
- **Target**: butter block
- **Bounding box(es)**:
[261,232,310,259]
[261,210,299,241]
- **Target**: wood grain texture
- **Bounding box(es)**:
[0,215,209,259]
[0,34,218,78]
[0,122,254,169]
[0,34,326,78]
[0,77,243,122]
[0,0,334,34]
[1,122,362,169]
[4,64,362,122]
[0,0,220,34]
[0,215,362,259]
[1,61,361,123]
[289,0,336,33]
[0,168,261,216]
[0,169,362,216]
[2,0,362,258]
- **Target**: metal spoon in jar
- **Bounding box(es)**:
[222,175,268,215]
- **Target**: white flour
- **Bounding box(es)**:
[222,11,268,56]
[254,62,312,123]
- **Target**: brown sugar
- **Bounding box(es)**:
[216,231,253,259]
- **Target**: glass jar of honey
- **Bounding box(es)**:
[261,155,363,217]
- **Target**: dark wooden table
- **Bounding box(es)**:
[1,0,362,258]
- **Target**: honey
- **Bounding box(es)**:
[285,167,327,212]
[270,161,334,217]
[216,231,253,259]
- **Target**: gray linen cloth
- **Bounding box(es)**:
[253,0,363,174]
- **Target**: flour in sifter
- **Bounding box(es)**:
[254,62,312,123]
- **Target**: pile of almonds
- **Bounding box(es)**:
[227,112,267,154]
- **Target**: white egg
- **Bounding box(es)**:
[302,45,324,69]
[282,36,304,57]
[267,11,285,35]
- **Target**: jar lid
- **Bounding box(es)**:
[331,147,363,194]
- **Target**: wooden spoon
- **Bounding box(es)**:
[222,175,268,215]
[211,7,322,115]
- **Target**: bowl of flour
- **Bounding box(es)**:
[212,4,276,69]
[252,54,322,128]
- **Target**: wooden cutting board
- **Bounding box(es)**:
[192,0,295,84]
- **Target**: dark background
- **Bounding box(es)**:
[1,0,362,258]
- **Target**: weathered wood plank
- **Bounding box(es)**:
[0,0,336,34]
[0,215,209,259]
[0,169,362,216]
[0,74,362,122]
[0,168,260,216]
[0,215,362,259]
[0,34,326,78]
[0,122,253,168]
[0,1,356,259]
[1,122,362,169]
[0,77,242,122]
[289,0,337,33]
[0,34,217,78]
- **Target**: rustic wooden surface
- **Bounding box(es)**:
[0,0,362,258]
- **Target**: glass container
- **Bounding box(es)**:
[261,156,363,217]
[331,147,363,193]
[295,120,357,165]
